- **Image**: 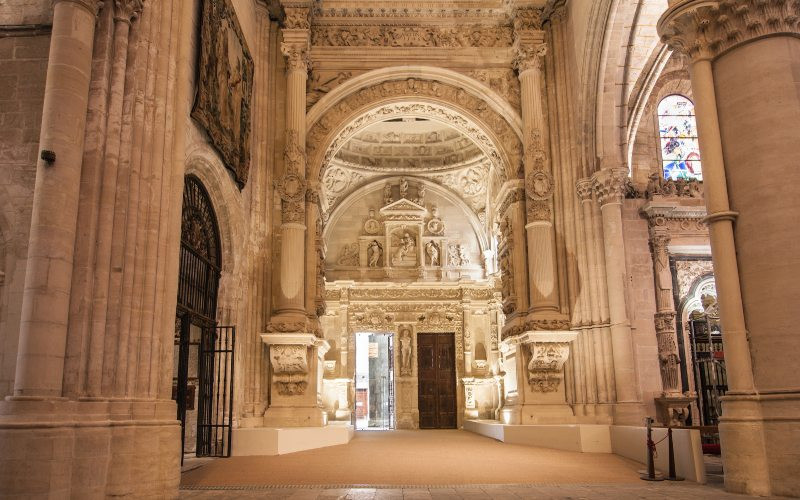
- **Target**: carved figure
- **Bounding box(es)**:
[337,243,359,266]
[367,240,383,268]
[393,232,416,265]
[458,245,470,266]
[399,329,412,376]
[399,177,409,199]
[425,240,440,266]
[416,184,426,204]
[383,182,393,205]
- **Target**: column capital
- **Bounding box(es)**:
[575,178,594,202]
[113,0,143,23]
[649,227,671,251]
[58,0,103,15]
[590,168,629,207]
[513,41,547,75]
[281,41,311,73]
[658,0,800,63]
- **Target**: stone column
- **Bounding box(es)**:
[659,1,800,495]
[265,6,328,426]
[12,0,101,398]
[512,7,560,315]
[496,183,529,327]
[272,34,310,322]
[648,228,693,425]
[591,168,643,422]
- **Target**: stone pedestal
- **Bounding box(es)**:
[261,333,329,427]
[499,330,578,424]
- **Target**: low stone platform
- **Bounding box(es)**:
[463,420,705,483]
[231,424,354,456]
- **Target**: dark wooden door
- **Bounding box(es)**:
[417,333,457,429]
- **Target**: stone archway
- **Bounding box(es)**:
[306,76,524,185]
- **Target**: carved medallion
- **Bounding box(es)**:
[526,170,554,201]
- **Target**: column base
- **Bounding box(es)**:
[0,398,179,498]
[263,406,327,427]
[719,391,800,497]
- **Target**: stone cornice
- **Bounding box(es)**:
[640,200,708,222]
[658,0,800,62]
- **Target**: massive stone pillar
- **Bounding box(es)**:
[12,0,100,399]
[659,1,800,495]
[512,6,560,315]
[264,5,327,426]
[591,168,644,423]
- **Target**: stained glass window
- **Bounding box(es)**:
[658,95,702,181]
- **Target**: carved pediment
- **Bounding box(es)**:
[379,198,428,220]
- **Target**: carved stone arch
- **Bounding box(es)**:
[323,176,491,253]
[185,148,246,324]
[306,78,523,185]
[307,66,523,133]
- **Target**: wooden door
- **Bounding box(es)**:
[417,333,457,429]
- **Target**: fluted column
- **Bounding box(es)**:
[659,1,800,495]
[512,7,560,314]
[272,18,310,323]
[591,168,642,421]
[12,0,101,398]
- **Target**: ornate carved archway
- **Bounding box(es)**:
[306,77,524,184]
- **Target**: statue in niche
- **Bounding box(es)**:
[702,293,721,333]
[399,177,409,199]
[399,328,412,376]
[383,182,393,206]
[416,184,426,205]
[458,245,470,266]
[367,240,383,267]
[392,231,416,266]
[425,240,440,266]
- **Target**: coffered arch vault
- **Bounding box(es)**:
[305,70,524,186]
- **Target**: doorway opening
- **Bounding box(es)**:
[172,175,235,460]
[417,332,457,429]
[355,332,395,430]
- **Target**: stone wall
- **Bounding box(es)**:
[0,31,49,398]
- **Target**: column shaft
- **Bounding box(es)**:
[13,0,99,397]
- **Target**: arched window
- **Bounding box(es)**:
[658,95,702,181]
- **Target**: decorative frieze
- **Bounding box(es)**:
[645,173,703,199]
[310,25,514,48]
[283,6,311,30]
[512,6,544,32]
[658,0,800,62]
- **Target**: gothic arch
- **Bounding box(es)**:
[306,76,523,185]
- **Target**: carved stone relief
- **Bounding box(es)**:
[270,345,309,395]
[526,342,570,393]
[310,25,513,48]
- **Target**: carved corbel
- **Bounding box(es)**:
[526,342,571,392]
[270,345,309,395]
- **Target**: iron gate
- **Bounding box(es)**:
[196,325,235,457]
